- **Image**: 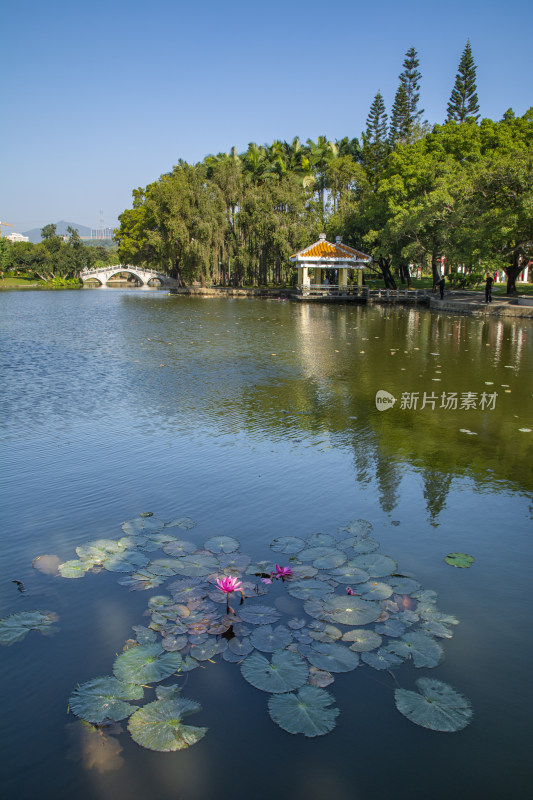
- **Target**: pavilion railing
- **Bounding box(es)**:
[296,285,429,300]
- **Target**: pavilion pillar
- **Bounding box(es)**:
[314,267,322,285]
[357,268,363,288]
[338,268,348,288]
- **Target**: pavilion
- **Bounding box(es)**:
[290,233,372,293]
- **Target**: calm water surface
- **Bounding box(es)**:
[1,288,532,800]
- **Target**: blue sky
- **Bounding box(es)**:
[1,0,531,233]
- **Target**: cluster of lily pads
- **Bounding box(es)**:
[56,514,473,747]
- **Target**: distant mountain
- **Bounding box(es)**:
[22,220,93,243]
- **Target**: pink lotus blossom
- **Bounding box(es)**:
[346,587,354,595]
[216,576,243,594]
[275,564,293,579]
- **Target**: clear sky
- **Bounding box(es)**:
[1,0,531,234]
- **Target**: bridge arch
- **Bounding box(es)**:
[80,265,175,287]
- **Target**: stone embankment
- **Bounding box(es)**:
[428,291,533,319]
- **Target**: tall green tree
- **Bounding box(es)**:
[389,47,424,146]
[362,91,389,184]
[447,41,480,122]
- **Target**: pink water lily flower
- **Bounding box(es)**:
[346,587,354,595]
[216,576,243,594]
[275,564,293,579]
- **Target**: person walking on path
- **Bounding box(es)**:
[439,275,445,300]
[485,274,494,303]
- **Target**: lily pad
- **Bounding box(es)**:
[357,581,393,600]
[165,518,197,530]
[0,610,58,645]
[250,624,293,652]
[69,677,144,723]
[305,533,336,548]
[287,579,334,600]
[338,519,373,536]
[204,536,240,553]
[168,577,208,602]
[145,559,183,577]
[361,648,404,670]
[322,595,381,625]
[161,539,197,557]
[308,667,335,688]
[444,553,475,568]
[388,577,421,594]
[330,563,369,583]
[132,625,157,645]
[270,536,305,554]
[122,517,164,535]
[118,571,165,591]
[173,554,218,577]
[308,624,342,643]
[388,632,444,668]
[127,697,207,751]
[58,559,92,578]
[340,537,379,554]
[113,644,182,684]
[298,546,347,570]
[104,550,149,573]
[375,619,407,638]
[238,605,281,625]
[306,642,360,673]
[190,641,219,661]
[342,629,382,652]
[268,686,339,737]
[352,554,397,577]
[241,649,309,693]
[394,678,473,732]
[217,553,251,572]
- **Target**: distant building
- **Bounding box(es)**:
[6,232,29,243]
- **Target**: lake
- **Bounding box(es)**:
[0,288,532,800]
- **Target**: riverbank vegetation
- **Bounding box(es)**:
[114,45,532,295]
[0,224,119,284]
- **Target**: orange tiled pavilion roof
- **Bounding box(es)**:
[290,235,371,264]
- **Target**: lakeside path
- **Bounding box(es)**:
[428,290,533,319]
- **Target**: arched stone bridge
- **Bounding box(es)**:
[80,266,177,286]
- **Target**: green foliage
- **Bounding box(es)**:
[447,41,480,122]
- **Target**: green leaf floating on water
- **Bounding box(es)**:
[161,539,197,557]
[306,642,360,673]
[342,629,382,652]
[444,553,475,568]
[241,650,308,693]
[0,610,58,645]
[122,517,165,535]
[172,553,219,577]
[388,632,444,668]
[268,685,339,737]
[128,697,207,751]
[59,559,92,578]
[298,546,347,570]
[239,605,281,625]
[305,533,336,548]
[113,644,182,684]
[322,595,382,625]
[250,624,293,652]
[104,550,150,573]
[394,678,473,732]
[286,579,334,600]
[204,535,240,553]
[270,536,305,554]
[69,677,144,723]
[165,517,197,530]
[352,553,397,577]
[338,519,373,536]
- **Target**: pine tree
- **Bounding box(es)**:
[389,47,424,145]
[363,91,389,183]
[365,91,388,147]
[389,84,410,145]
[447,41,480,122]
